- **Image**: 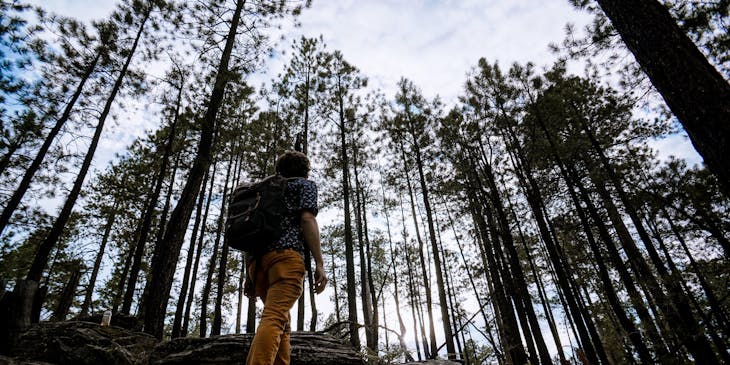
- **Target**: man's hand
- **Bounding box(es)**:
[301,210,327,294]
[244,277,255,298]
[313,264,327,294]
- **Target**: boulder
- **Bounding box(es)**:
[149,332,364,365]
[9,321,156,365]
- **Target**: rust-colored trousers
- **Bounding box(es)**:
[246,249,305,365]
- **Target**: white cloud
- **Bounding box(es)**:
[279,0,593,103]
[36,0,117,21]
[650,132,703,167]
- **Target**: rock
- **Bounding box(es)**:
[74,313,142,331]
[403,361,462,365]
[9,321,157,365]
[149,332,364,365]
[6,321,363,365]
[0,355,57,365]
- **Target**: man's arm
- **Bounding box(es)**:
[301,210,327,293]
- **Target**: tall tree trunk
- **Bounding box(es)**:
[0,50,101,236]
[79,202,118,316]
[397,137,435,358]
[567,164,658,363]
[25,8,150,283]
[234,257,244,334]
[582,121,719,363]
[352,149,374,351]
[111,238,135,314]
[382,181,414,362]
[121,188,156,315]
[122,96,182,315]
[246,296,256,333]
[337,85,360,349]
[153,152,181,248]
[475,140,552,364]
[182,160,217,337]
[646,217,730,363]
[588,172,675,353]
[399,196,424,361]
[172,165,211,338]
[514,209,568,364]
[330,248,341,324]
[441,196,498,360]
[434,219,463,361]
[51,262,83,321]
[499,130,603,364]
[212,155,235,335]
[664,208,730,335]
[528,102,660,362]
[406,123,456,359]
[594,0,730,196]
[201,159,230,337]
[141,0,245,339]
[466,181,528,365]
[200,217,222,338]
[362,187,379,354]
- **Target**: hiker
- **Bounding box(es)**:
[243,151,327,365]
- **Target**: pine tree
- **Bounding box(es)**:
[588,0,730,196]
[319,50,365,349]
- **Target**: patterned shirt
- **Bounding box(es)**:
[268,177,318,255]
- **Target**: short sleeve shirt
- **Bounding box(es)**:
[268,177,318,255]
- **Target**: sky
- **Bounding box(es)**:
[34,0,702,171]
[36,0,598,104]
[27,0,704,357]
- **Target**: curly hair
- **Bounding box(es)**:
[275,151,310,178]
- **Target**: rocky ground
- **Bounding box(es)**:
[0,321,365,365]
[0,321,463,365]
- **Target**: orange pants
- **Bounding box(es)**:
[246,249,305,365]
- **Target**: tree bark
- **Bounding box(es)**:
[212,155,235,335]
[595,0,730,196]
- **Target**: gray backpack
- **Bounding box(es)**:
[225,175,289,255]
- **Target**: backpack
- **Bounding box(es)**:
[225,174,289,255]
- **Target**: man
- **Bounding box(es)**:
[244,151,327,365]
